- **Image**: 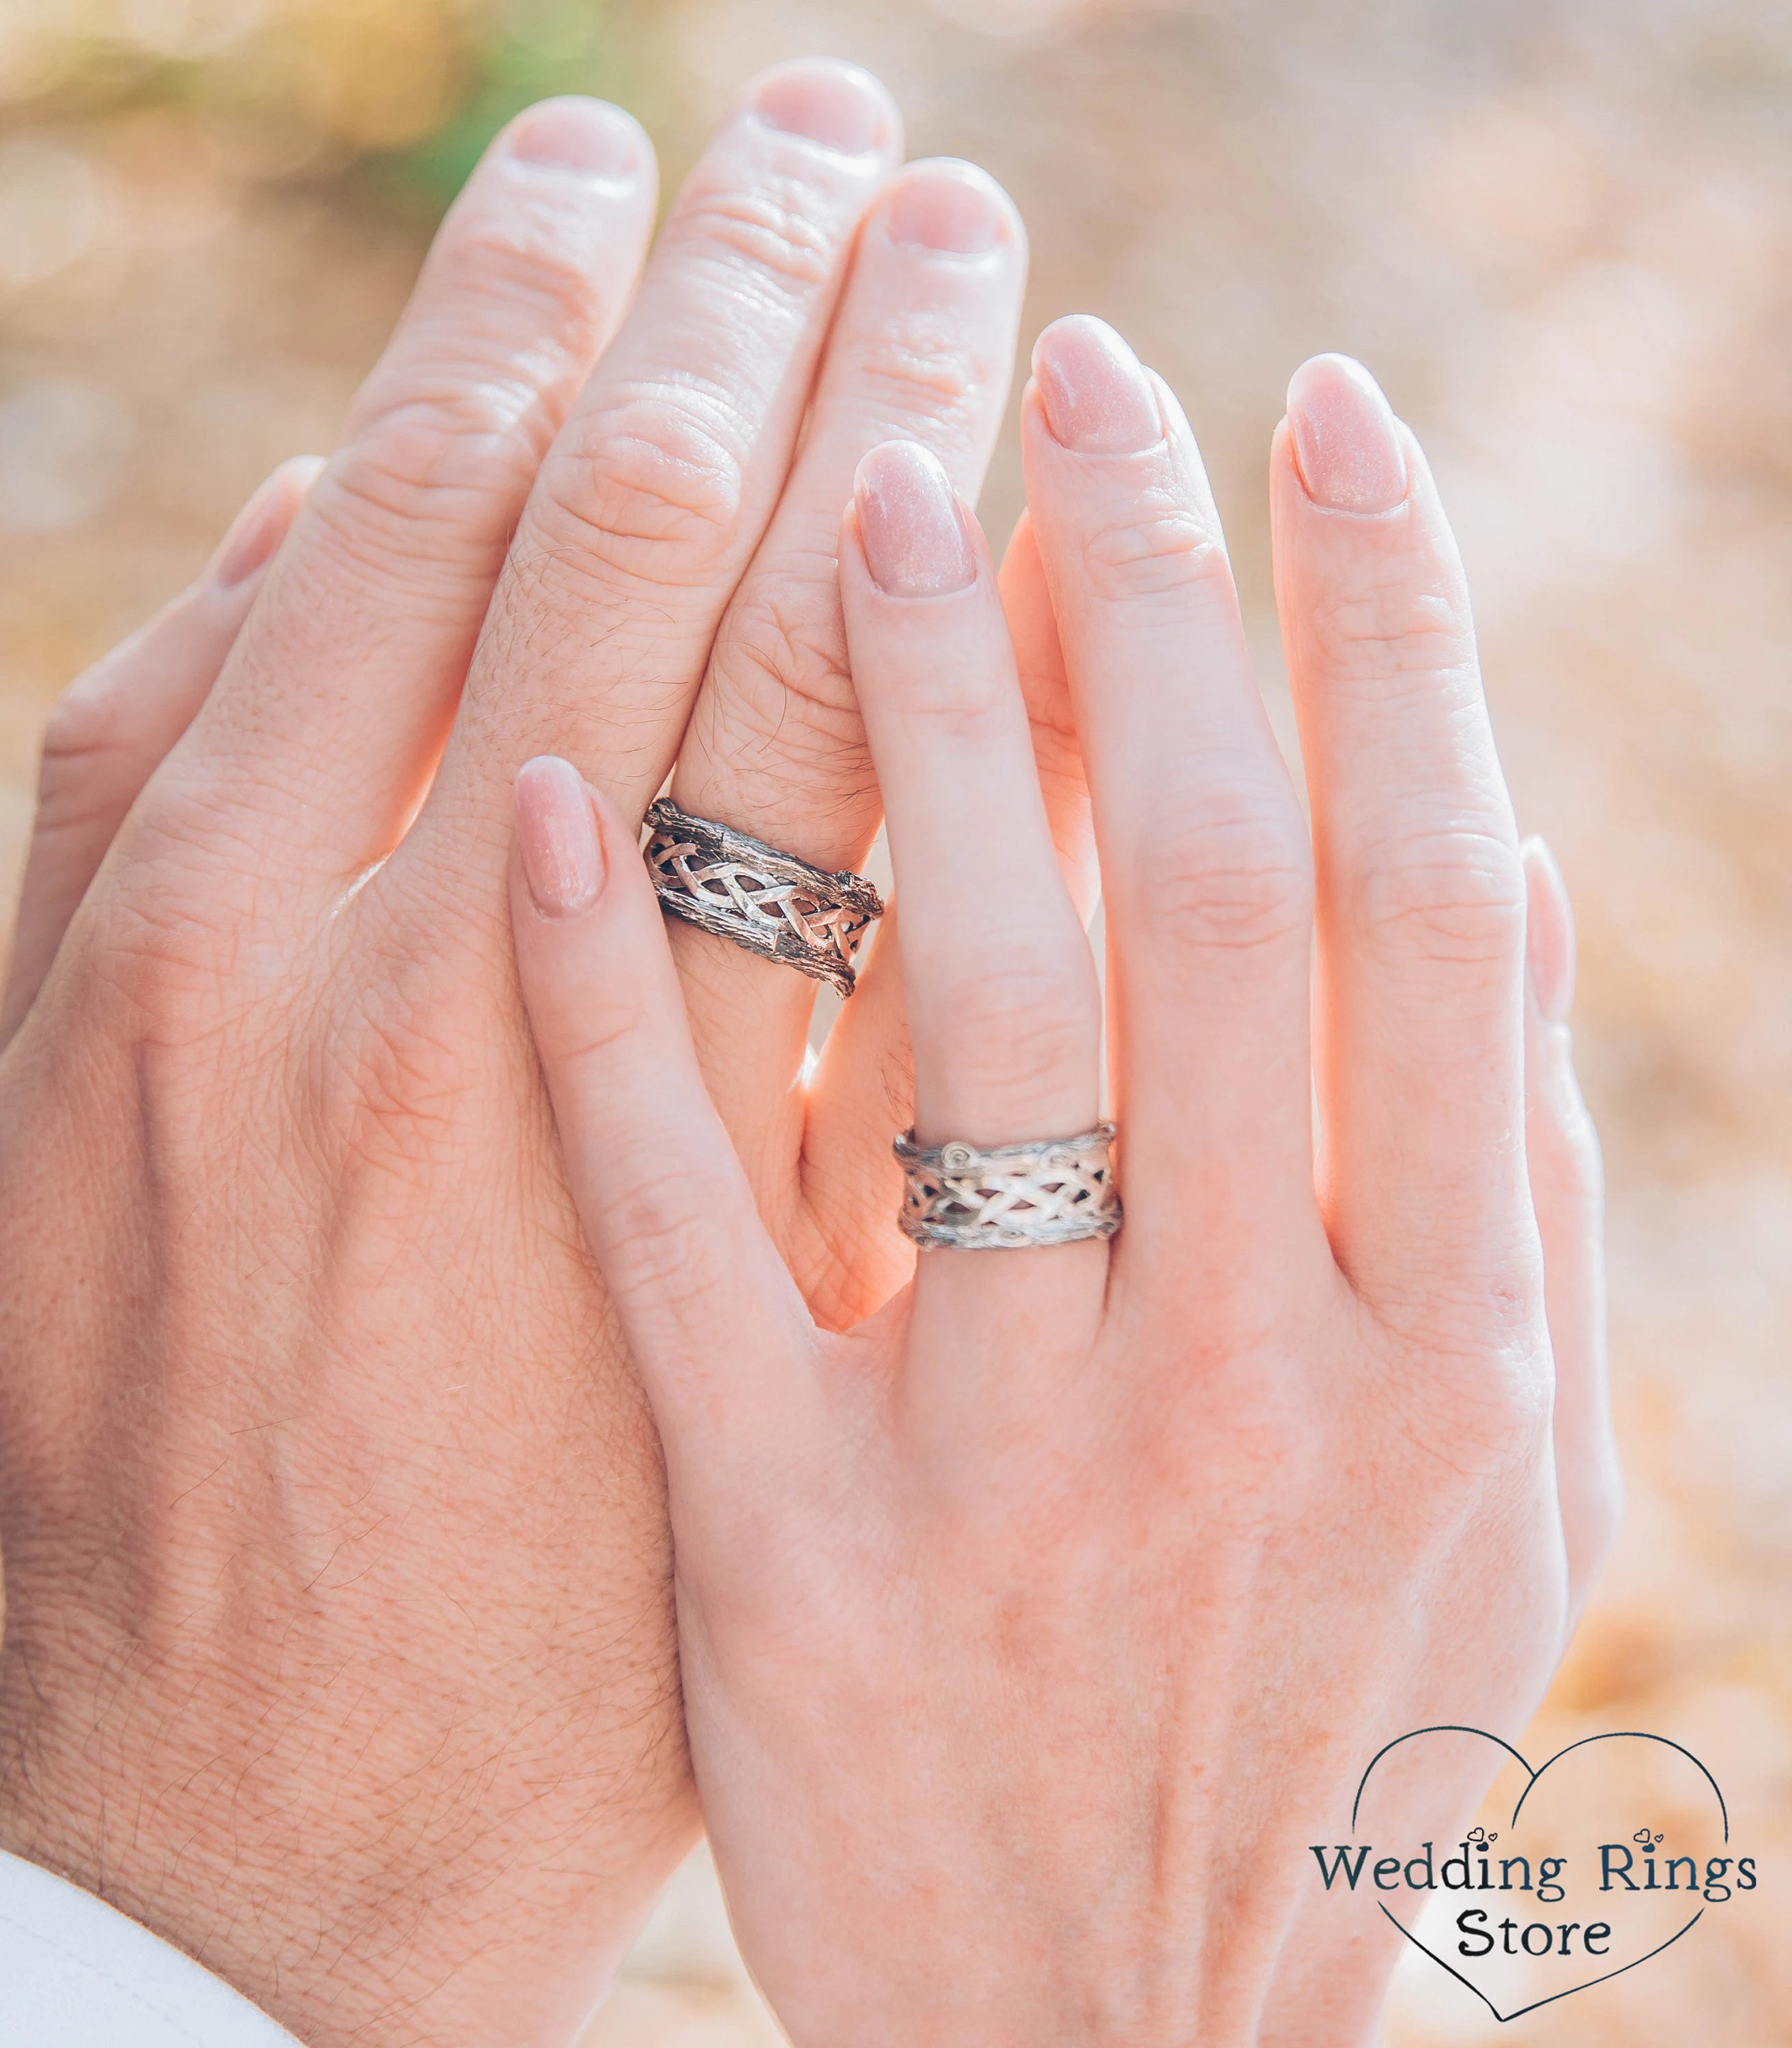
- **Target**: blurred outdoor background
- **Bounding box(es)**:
[2,0,1790,2038]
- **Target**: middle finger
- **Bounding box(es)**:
[837,441,1106,1436]
[668,157,1027,1169]
[393,60,901,930]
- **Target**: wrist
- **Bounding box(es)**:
[0,1569,691,2048]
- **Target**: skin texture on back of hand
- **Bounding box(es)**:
[0,64,1044,2047]
[509,331,1617,2048]
[0,55,1616,2036]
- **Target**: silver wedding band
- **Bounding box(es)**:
[893,1123,1122,1250]
[642,799,885,999]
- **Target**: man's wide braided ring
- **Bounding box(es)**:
[642,799,885,999]
[893,1124,1122,1249]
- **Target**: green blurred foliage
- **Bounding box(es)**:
[370,0,667,214]
[1,0,674,219]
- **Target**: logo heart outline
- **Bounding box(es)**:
[1350,1726,1729,2023]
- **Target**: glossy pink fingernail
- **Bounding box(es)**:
[516,756,605,917]
[1522,836,1576,1024]
[506,97,642,180]
[885,160,1011,255]
[855,441,975,597]
[1032,315,1161,455]
[751,59,892,156]
[1285,354,1408,513]
[209,457,321,591]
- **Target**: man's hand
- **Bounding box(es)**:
[0,63,1034,2046]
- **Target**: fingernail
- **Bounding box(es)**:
[885,159,1011,255]
[1285,354,1408,514]
[209,456,321,591]
[1522,836,1576,1024]
[855,440,976,597]
[1032,315,1161,456]
[516,756,605,918]
[507,97,643,180]
[750,59,892,156]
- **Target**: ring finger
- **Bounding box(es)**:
[837,442,1105,1440]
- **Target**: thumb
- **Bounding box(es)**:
[1,457,320,1049]
[509,758,818,1490]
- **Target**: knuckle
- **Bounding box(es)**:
[93,770,300,996]
[1353,827,1526,973]
[1397,1352,1551,1494]
[324,393,541,581]
[1307,559,1469,681]
[438,212,609,345]
[1077,494,1230,606]
[840,312,991,433]
[319,216,626,578]
[1371,1275,1554,1481]
[1134,804,1311,956]
[80,870,244,1026]
[530,389,747,585]
[671,177,842,302]
[713,575,858,733]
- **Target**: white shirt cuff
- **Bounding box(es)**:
[0,1848,306,2047]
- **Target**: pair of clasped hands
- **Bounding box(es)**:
[0,60,1620,2048]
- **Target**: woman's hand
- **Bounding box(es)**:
[0,62,1038,2047]
[511,326,1619,2048]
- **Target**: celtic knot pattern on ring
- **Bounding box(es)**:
[893,1124,1122,1249]
[642,799,885,999]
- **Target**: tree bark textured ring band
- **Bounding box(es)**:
[893,1123,1122,1249]
[643,799,885,999]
